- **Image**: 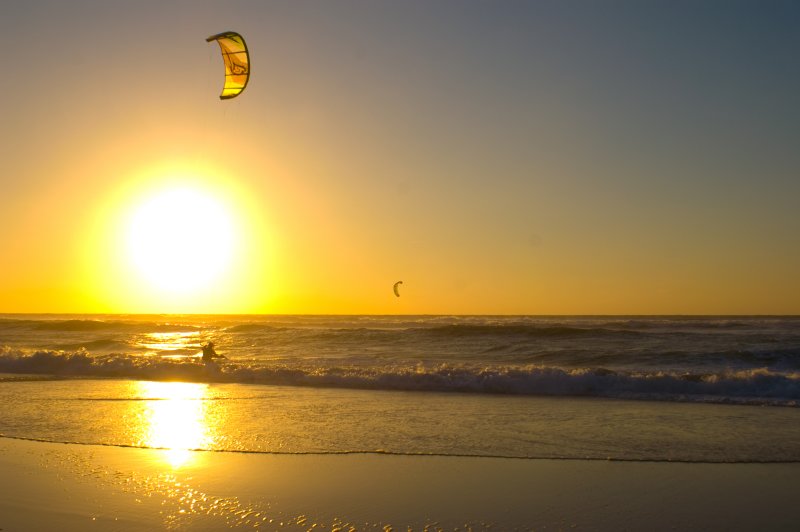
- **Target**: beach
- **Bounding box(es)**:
[2,436,799,531]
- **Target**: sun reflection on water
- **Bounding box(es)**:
[137,381,213,467]
[138,331,202,354]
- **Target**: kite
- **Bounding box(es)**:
[393,281,403,297]
[206,31,250,100]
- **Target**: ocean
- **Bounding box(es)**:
[1,314,799,463]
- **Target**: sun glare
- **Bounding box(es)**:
[83,162,274,313]
[126,187,236,293]
[138,381,211,468]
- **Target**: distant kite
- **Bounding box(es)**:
[206,31,250,100]
[393,281,403,297]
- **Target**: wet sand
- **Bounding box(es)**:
[1,437,798,531]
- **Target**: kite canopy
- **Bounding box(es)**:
[206,31,250,100]
[393,281,403,297]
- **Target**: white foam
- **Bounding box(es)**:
[1,347,798,406]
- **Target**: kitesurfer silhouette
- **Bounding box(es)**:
[201,341,226,362]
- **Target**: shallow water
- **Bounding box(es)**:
[2,378,799,462]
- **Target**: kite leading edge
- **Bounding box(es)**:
[206,31,250,100]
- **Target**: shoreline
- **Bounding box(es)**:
[3,433,800,464]
[2,437,799,530]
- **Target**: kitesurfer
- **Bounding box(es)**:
[201,341,226,362]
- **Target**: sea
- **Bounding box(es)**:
[1,314,799,463]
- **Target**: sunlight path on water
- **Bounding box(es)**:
[136,381,214,468]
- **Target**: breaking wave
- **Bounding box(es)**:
[1,348,798,407]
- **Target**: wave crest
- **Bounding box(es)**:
[1,348,798,406]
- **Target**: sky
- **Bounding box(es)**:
[1,0,799,314]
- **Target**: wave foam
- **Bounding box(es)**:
[1,347,798,406]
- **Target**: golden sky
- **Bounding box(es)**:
[1,1,799,314]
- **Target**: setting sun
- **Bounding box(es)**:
[80,162,275,313]
[126,187,236,293]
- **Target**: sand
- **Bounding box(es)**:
[1,437,799,531]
